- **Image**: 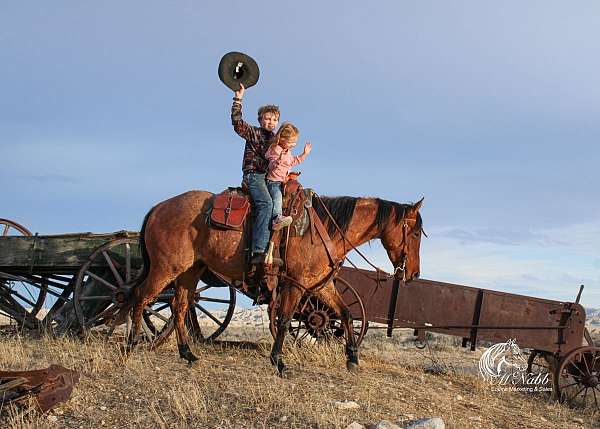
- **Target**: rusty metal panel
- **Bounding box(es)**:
[337,267,586,355]
[395,279,477,339]
[337,267,394,323]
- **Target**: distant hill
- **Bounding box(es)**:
[586,307,600,326]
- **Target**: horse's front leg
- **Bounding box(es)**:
[315,283,359,372]
[270,285,303,375]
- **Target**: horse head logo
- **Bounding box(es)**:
[478,338,528,383]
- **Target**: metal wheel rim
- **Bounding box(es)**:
[554,345,600,410]
[287,278,367,346]
[0,219,48,326]
[0,219,32,236]
[146,277,237,349]
[73,238,141,332]
[186,281,237,343]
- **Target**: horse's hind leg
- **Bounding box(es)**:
[314,282,359,372]
[173,265,205,366]
[270,285,304,375]
[126,268,178,353]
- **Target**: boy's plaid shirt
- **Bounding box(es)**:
[231,101,274,174]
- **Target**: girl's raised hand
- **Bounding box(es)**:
[303,142,313,155]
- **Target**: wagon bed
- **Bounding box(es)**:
[0,231,139,274]
[338,266,586,356]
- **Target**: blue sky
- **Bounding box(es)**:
[2,2,599,306]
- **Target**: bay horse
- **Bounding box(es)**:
[122,190,424,374]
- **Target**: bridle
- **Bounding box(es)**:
[389,217,423,282]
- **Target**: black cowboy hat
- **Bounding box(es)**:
[218,52,260,91]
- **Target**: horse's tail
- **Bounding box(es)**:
[112,206,154,324]
[134,206,153,289]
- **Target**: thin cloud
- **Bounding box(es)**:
[18,174,81,184]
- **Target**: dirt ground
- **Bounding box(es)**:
[1,325,599,429]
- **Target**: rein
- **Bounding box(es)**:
[313,193,418,283]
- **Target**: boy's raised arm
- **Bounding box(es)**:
[231,83,256,141]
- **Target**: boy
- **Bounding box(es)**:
[231,83,279,265]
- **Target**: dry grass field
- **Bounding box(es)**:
[1,321,599,429]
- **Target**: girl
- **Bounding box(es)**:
[265,122,313,230]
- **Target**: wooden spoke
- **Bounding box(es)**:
[195,304,223,326]
[566,386,586,405]
[555,346,600,411]
[197,296,233,304]
[74,238,142,334]
[152,303,170,313]
[567,360,586,378]
[78,296,112,301]
[195,285,213,294]
[144,305,170,324]
[3,288,37,308]
[85,271,118,291]
[82,304,116,328]
[102,251,124,287]
[284,278,367,346]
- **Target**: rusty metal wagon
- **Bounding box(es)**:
[0,218,236,344]
[333,266,598,411]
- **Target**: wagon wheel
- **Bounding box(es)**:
[143,274,237,349]
[526,350,556,397]
[0,219,32,236]
[185,273,237,342]
[73,238,172,345]
[0,219,47,327]
[281,278,367,346]
[554,345,600,410]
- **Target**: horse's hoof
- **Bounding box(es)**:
[119,343,132,358]
[187,359,200,369]
[277,365,291,378]
[346,360,359,373]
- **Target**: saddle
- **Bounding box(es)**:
[208,172,303,232]
[209,188,250,231]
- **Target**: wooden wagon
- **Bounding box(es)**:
[0,219,236,344]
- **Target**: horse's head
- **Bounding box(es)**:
[505,338,528,372]
[381,198,424,282]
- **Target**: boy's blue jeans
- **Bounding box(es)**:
[243,172,273,254]
[266,180,284,219]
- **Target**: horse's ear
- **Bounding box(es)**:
[412,197,424,211]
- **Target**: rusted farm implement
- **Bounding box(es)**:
[1,218,598,411]
[337,266,597,410]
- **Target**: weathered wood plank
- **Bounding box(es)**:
[0,231,141,271]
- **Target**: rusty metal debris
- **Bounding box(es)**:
[0,364,79,413]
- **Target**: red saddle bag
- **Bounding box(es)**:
[210,190,250,230]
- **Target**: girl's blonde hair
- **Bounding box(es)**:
[270,122,299,150]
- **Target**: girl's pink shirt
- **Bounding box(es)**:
[265,145,306,182]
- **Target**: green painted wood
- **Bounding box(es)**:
[0,231,141,272]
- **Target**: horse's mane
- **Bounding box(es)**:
[313,196,422,237]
